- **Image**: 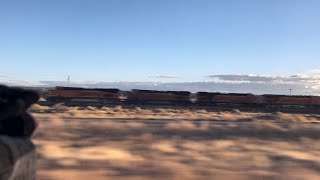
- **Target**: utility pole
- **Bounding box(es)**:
[289,89,293,96]
[67,75,70,86]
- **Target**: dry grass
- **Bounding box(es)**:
[30,104,320,180]
[31,104,320,123]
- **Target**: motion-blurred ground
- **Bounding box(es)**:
[30,104,320,180]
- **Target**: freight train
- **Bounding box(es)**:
[43,86,320,107]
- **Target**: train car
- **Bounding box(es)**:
[213,93,258,104]
[261,95,314,106]
[196,92,258,105]
[45,86,120,102]
[196,92,221,105]
[260,94,320,107]
[311,96,320,106]
[126,89,191,104]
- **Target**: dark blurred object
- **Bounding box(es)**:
[0,85,38,179]
[0,136,36,180]
[0,85,39,137]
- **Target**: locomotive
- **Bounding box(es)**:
[46,86,120,102]
[43,86,320,107]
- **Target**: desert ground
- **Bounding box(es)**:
[30,104,320,180]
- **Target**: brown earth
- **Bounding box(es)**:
[31,104,320,180]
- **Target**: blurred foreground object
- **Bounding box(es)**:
[0,137,36,180]
[0,85,39,180]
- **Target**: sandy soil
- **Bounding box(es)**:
[31,104,320,180]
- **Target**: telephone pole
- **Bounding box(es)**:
[289,89,293,96]
[67,75,70,86]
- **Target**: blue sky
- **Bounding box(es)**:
[1,0,320,84]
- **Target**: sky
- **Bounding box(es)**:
[1,0,320,84]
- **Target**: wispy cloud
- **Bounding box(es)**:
[207,74,320,83]
[0,76,8,78]
[206,73,320,92]
[0,75,30,86]
[308,69,320,75]
[148,76,181,79]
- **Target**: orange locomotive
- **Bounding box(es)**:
[46,86,120,102]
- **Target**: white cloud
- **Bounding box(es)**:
[207,74,320,84]
[206,74,320,95]
[0,75,30,86]
[149,76,180,79]
[308,69,320,75]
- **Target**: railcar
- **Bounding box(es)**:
[196,92,220,105]
[261,94,320,107]
[214,93,257,104]
[126,89,191,104]
[311,96,320,105]
[196,92,258,106]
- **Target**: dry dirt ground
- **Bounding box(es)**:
[30,104,320,180]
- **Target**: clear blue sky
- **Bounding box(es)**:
[1,0,320,83]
